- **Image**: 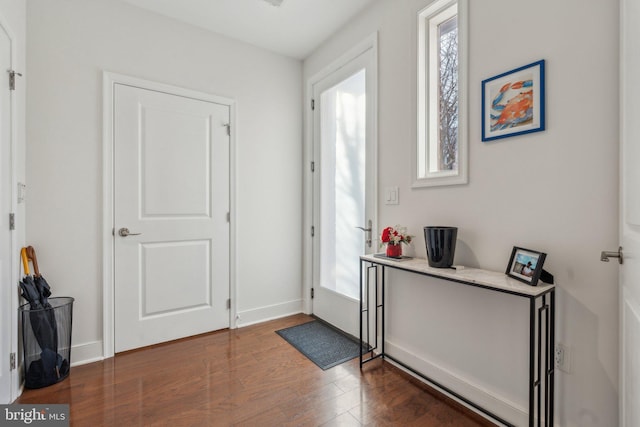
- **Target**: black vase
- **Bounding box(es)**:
[424,226,457,268]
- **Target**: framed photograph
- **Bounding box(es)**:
[506,246,547,286]
[482,60,545,142]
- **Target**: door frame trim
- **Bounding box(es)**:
[0,12,19,402]
[302,33,379,315]
[102,72,237,358]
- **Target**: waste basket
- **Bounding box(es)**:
[424,226,458,268]
[20,297,74,389]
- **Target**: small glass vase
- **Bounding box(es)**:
[386,243,402,258]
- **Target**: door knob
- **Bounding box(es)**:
[600,246,623,264]
[118,227,142,237]
[356,220,373,248]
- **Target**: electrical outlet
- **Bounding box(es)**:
[555,343,571,373]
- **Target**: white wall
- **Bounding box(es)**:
[26,0,303,362]
[304,0,619,426]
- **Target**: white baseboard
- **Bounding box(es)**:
[385,340,528,427]
[235,299,302,328]
[70,340,104,367]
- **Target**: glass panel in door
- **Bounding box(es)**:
[319,69,366,301]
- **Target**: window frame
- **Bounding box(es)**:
[414,0,468,188]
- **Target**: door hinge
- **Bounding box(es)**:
[310,161,315,172]
[224,123,230,136]
[9,352,15,370]
[226,298,231,310]
[9,213,15,230]
[311,288,314,299]
[8,70,21,91]
[226,212,230,223]
[311,226,315,237]
[311,99,315,110]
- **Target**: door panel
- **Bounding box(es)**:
[622,296,640,426]
[141,240,211,316]
[142,106,211,217]
[312,46,376,337]
[621,0,640,424]
[114,84,230,353]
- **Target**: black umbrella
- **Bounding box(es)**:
[24,247,58,352]
[20,247,66,387]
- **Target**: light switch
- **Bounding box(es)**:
[385,186,399,205]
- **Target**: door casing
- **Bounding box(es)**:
[620,0,640,424]
[0,12,18,403]
[102,72,237,358]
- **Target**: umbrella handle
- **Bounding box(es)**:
[20,247,30,276]
[25,246,41,277]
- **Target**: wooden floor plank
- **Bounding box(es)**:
[15,314,496,426]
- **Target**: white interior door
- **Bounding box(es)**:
[620,0,640,424]
[312,46,376,337]
[114,83,230,353]
[0,21,13,403]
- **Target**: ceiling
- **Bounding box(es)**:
[120,0,377,59]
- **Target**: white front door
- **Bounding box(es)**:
[114,83,230,353]
[312,44,377,337]
[0,20,13,403]
[620,0,640,424]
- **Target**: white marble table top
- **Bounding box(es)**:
[361,254,555,297]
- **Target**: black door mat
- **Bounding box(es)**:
[276,320,364,370]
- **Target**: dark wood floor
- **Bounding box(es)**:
[16,314,495,426]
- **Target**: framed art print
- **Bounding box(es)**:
[482,60,545,142]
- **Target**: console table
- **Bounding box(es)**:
[359,254,555,427]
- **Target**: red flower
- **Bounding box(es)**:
[379,225,414,248]
[381,227,393,243]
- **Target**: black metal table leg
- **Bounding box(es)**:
[381,265,385,358]
[361,261,384,366]
[359,258,364,367]
[529,297,536,427]
[549,290,555,426]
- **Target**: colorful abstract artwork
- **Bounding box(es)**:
[482,60,545,142]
